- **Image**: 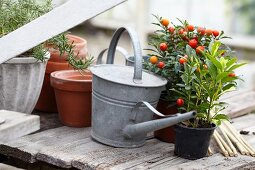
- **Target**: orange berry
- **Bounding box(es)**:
[179,29,184,35]
[157,61,165,69]
[196,46,205,54]
[187,25,194,31]
[205,29,213,35]
[149,56,158,64]
[176,98,184,106]
[228,73,236,77]
[159,43,168,51]
[179,58,187,64]
[197,27,206,35]
[189,39,198,49]
[161,18,169,27]
[203,64,208,69]
[213,30,220,37]
[168,26,175,33]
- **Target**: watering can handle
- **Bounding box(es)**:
[96,46,129,64]
[107,27,143,84]
[131,101,178,121]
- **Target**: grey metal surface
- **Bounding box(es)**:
[90,64,167,87]
[96,46,129,64]
[123,110,196,139]
[106,27,143,83]
[96,46,149,67]
[125,55,150,66]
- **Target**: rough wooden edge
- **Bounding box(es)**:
[0,144,36,163]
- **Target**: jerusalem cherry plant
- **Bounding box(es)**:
[172,41,245,128]
[145,15,231,102]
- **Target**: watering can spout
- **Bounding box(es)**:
[123,111,196,139]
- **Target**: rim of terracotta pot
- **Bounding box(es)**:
[4,52,50,64]
[45,61,72,74]
[51,70,92,82]
[50,70,92,92]
[66,34,87,49]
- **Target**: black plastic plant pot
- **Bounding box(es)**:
[174,123,216,160]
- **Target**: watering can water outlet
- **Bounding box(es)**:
[122,102,196,139]
[90,27,196,148]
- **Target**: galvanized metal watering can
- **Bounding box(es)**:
[96,46,149,66]
[90,27,196,148]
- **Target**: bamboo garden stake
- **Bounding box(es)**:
[212,120,255,157]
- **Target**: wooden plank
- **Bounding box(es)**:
[0,0,126,64]
[174,154,255,170]
[72,139,174,170]
[221,90,255,118]
[0,163,24,170]
[36,138,101,168]
[229,114,255,130]
[0,110,40,143]
[0,126,89,163]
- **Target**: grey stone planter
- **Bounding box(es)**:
[0,53,50,114]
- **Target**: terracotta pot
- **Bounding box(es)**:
[50,70,92,127]
[35,34,87,112]
[154,99,178,143]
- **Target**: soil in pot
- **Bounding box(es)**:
[174,123,216,160]
[154,99,178,143]
[35,34,87,113]
[50,70,92,127]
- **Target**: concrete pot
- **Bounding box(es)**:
[35,34,87,113]
[0,53,50,114]
[50,70,92,127]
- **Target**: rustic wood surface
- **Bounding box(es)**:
[0,163,24,170]
[0,110,40,143]
[221,90,255,118]
[0,114,255,170]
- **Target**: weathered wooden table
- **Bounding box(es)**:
[1,91,255,170]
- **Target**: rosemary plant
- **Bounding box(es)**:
[0,0,93,70]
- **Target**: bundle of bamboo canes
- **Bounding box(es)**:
[212,120,255,157]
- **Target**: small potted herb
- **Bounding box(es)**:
[173,41,245,159]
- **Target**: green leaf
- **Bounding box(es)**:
[206,60,217,78]
[213,114,229,121]
[212,119,221,126]
[227,63,246,72]
[216,72,230,82]
[185,86,191,90]
[226,57,237,68]
[221,76,238,83]
[205,52,222,70]
[211,41,221,56]
[176,83,185,87]
[196,113,207,119]
[222,83,236,91]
